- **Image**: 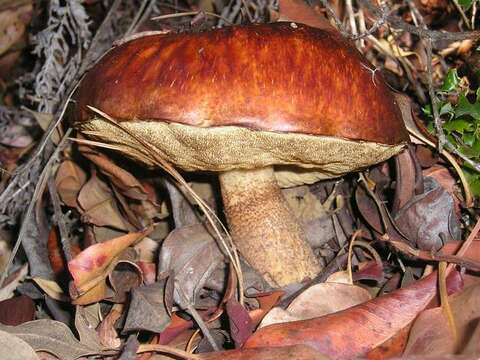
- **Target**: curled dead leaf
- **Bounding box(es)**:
[68,229,149,305]
[244,272,449,359]
[259,282,372,328]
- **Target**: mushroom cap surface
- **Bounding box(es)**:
[76,22,409,178]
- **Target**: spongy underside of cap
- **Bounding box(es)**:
[79,116,404,186]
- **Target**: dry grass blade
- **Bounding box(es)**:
[137,344,200,359]
[151,11,233,24]
[439,261,458,342]
[347,230,362,284]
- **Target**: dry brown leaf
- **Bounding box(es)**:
[68,229,149,305]
[30,111,61,144]
[248,291,285,329]
[107,250,143,303]
[0,264,28,302]
[244,272,445,359]
[199,344,329,359]
[0,236,11,274]
[0,3,32,56]
[55,160,87,208]
[31,277,68,301]
[123,278,172,333]
[423,165,461,215]
[0,319,100,360]
[75,304,103,350]
[77,171,132,231]
[97,304,123,349]
[259,282,371,328]
[404,282,480,357]
[158,224,225,308]
[79,145,150,201]
[0,330,37,360]
[134,237,159,262]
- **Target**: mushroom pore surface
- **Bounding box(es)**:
[76,22,409,286]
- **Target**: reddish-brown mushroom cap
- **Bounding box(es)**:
[77,22,408,145]
[75,22,409,286]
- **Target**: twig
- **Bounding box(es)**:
[472,1,477,30]
[357,9,366,47]
[345,0,358,38]
[176,286,220,352]
[317,0,349,35]
[125,0,155,37]
[451,0,472,29]
[357,0,480,41]
[444,142,480,172]
[351,4,390,39]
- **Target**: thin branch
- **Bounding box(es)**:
[176,286,220,351]
[357,0,480,41]
[317,0,349,35]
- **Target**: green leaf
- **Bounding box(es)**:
[464,169,480,197]
[423,104,432,117]
[439,102,454,116]
[443,119,474,133]
[471,139,480,156]
[441,69,460,92]
[463,133,475,146]
[457,0,474,9]
[455,94,480,120]
[459,145,480,158]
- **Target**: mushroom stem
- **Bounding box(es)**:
[219,166,321,287]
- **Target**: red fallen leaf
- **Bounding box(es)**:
[404,282,480,357]
[365,324,411,359]
[47,227,81,277]
[0,295,35,325]
[352,260,384,282]
[227,298,254,348]
[198,344,329,359]
[158,313,193,345]
[68,229,149,304]
[243,272,452,359]
[249,291,284,328]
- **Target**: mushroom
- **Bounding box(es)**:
[75,22,409,287]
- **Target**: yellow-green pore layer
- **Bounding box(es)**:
[79,117,405,187]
